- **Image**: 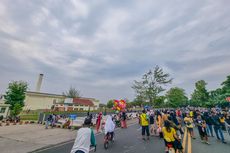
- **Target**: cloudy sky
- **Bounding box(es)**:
[0,0,230,103]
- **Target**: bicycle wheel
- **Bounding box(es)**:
[104,141,109,149]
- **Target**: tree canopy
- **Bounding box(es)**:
[132,65,173,106]
[166,87,188,107]
[190,80,209,106]
[106,99,114,108]
[4,81,28,110]
[63,87,81,98]
[4,81,28,116]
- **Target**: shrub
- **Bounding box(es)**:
[0,115,3,121]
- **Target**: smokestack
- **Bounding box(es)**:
[36,74,43,92]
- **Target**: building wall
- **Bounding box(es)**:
[72,105,92,111]
[92,99,100,110]
[0,104,10,118]
[24,92,100,111]
[0,99,4,104]
[55,104,92,111]
[24,93,65,110]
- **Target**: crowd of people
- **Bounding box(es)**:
[68,106,230,153]
[138,107,230,153]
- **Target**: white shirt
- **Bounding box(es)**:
[71,128,92,153]
[104,116,115,134]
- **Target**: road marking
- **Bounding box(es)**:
[187,131,192,153]
[182,128,187,153]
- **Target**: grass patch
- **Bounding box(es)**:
[20,114,38,121]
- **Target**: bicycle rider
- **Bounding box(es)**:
[104,115,116,141]
[162,120,178,153]
[70,117,96,153]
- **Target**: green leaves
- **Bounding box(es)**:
[166,87,188,107]
[4,81,28,112]
[11,103,23,117]
[207,75,230,107]
[132,65,173,106]
[106,100,114,108]
[221,75,230,95]
[190,80,209,107]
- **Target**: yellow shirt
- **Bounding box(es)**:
[189,111,193,117]
[184,117,194,128]
[162,127,176,142]
[140,113,149,126]
[220,117,225,123]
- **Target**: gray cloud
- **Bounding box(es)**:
[0,0,230,103]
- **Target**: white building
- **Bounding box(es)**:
[0,95,10,118]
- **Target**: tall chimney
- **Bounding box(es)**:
[36,74,43,92]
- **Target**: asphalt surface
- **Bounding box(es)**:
[31,124,230,153]
[192,128,230,153]
[32,123,165,153]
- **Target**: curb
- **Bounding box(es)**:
[0,121,36,126]
[28,139,75,153]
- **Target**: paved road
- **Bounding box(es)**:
[191,129,230,153]
[32,123,165,153]
[31,124,230,153]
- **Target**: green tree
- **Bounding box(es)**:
[221,75,230,93]
[132,65,173,106]
[11,103,23,117]
[107,99,114,108]
[132,96,145,107]
[126,102,133,108]
[207,76,230,107]
[166,87,188,107]
[4,81,28,110]
[63,87,81,98]
[99,103,106,108]
[191,80,209,106]
[154,96,166,107]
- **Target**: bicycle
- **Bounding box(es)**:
[166,142,175,153]
[166,142,183,153]
[104,132,114,149]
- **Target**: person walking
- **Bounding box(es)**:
[212,112,227,143]
[149,113,155,135]
[225,112,230,135]
[121,111,127,128]
[96,112,102,133]
[184,113,195,139]
[45,114,52,129]
[203,112,214,137]
[156,111,163,138]
[140,110,150,140]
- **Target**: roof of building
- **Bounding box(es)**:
[26,91,65,98]
[73,98,94,107]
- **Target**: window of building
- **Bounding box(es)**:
[80,108,83,111]
[0,108,6,113]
